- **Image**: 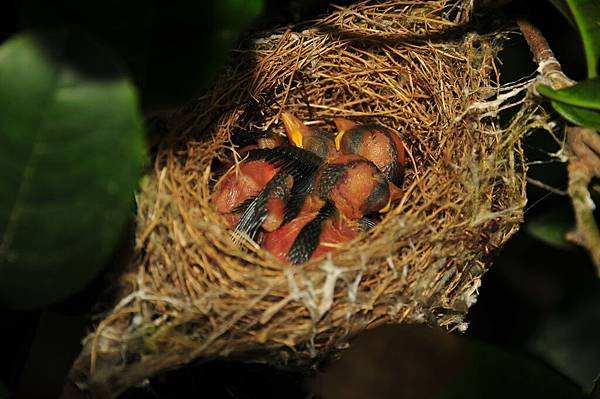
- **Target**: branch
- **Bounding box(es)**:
[566,127,600,270]
[516,19,574,89]
[518,19,600,276]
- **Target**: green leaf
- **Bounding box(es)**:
[526,208,576,250]
[549,0,577,27]
[537,82,600,128]
[0,32,146,309]
[537,79,600,111]
[565,0,600,77]
[551,101,600,129]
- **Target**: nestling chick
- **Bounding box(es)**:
[333,118,406,186]
[263,202,359,264]
[212,159,281,228]
[281,111,339,159]
[315,154,393,219]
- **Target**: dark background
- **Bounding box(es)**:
[2,0,599,398]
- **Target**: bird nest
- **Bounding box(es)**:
[71,1,547,397]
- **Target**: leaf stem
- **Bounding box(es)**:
[516,19,574,89]
[518,19,600,276]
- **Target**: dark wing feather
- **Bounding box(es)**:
[282,175,315,225]
[247,147,323,180]
[233,193,268,242]
[288,201,336,265]
[356,216,378,232]
[234,172,289,241]
[248,147,323,225]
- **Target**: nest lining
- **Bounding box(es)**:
[70,1,548,397]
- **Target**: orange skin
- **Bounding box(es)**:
[262,213,313,263]
[212,160,279,228]
[299,193,326,214]
[262,213,358,264]
[333,118,406,186]
[281,113,402,217]
[311,218,358,259]
[316,155,390,220]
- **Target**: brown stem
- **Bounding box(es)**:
[516,19,573,88]
[518,20,600,275]
[566,127,600,272]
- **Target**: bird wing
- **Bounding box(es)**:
[233,172,289,241]
[288,201,336,265]
[247,146,324,226]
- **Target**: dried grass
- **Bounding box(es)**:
[70,1,547,397]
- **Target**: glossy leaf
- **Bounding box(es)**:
[0,32,145,308]
[537,83,600,128]
[537,79,600,111]
[565,0,600,77]
[550,101,600,130]
[526,208,575,250]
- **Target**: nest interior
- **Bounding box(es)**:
[71,1,545,396]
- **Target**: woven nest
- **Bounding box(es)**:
[71,1,547,397]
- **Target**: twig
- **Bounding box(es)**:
[566,127,600,269]
[526,177,567,196]
[518,19,600,276]
[516,19,574,89]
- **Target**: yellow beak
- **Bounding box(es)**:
[281,111,305,148]
[335,130,345,151]
[379,195,393,213]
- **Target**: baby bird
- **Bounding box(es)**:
[333,118,406,186]
[234,171,294,236]
[229,146,323,239]
[262,202,359,264]
[212,159,289,233]
[213,131,316,238]
[281,111,339,159]
[268,155,396,264]
[315,154,393,219]
[280,114,400,220]
[216,115,406,263]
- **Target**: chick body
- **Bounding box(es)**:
[334,118,406,186]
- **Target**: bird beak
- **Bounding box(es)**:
[379,183,402,213]
[332,118,356,151]
[334,130,345,151]
[379,196,392,213]
[333,117,358,133]
[281,111,306,149]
